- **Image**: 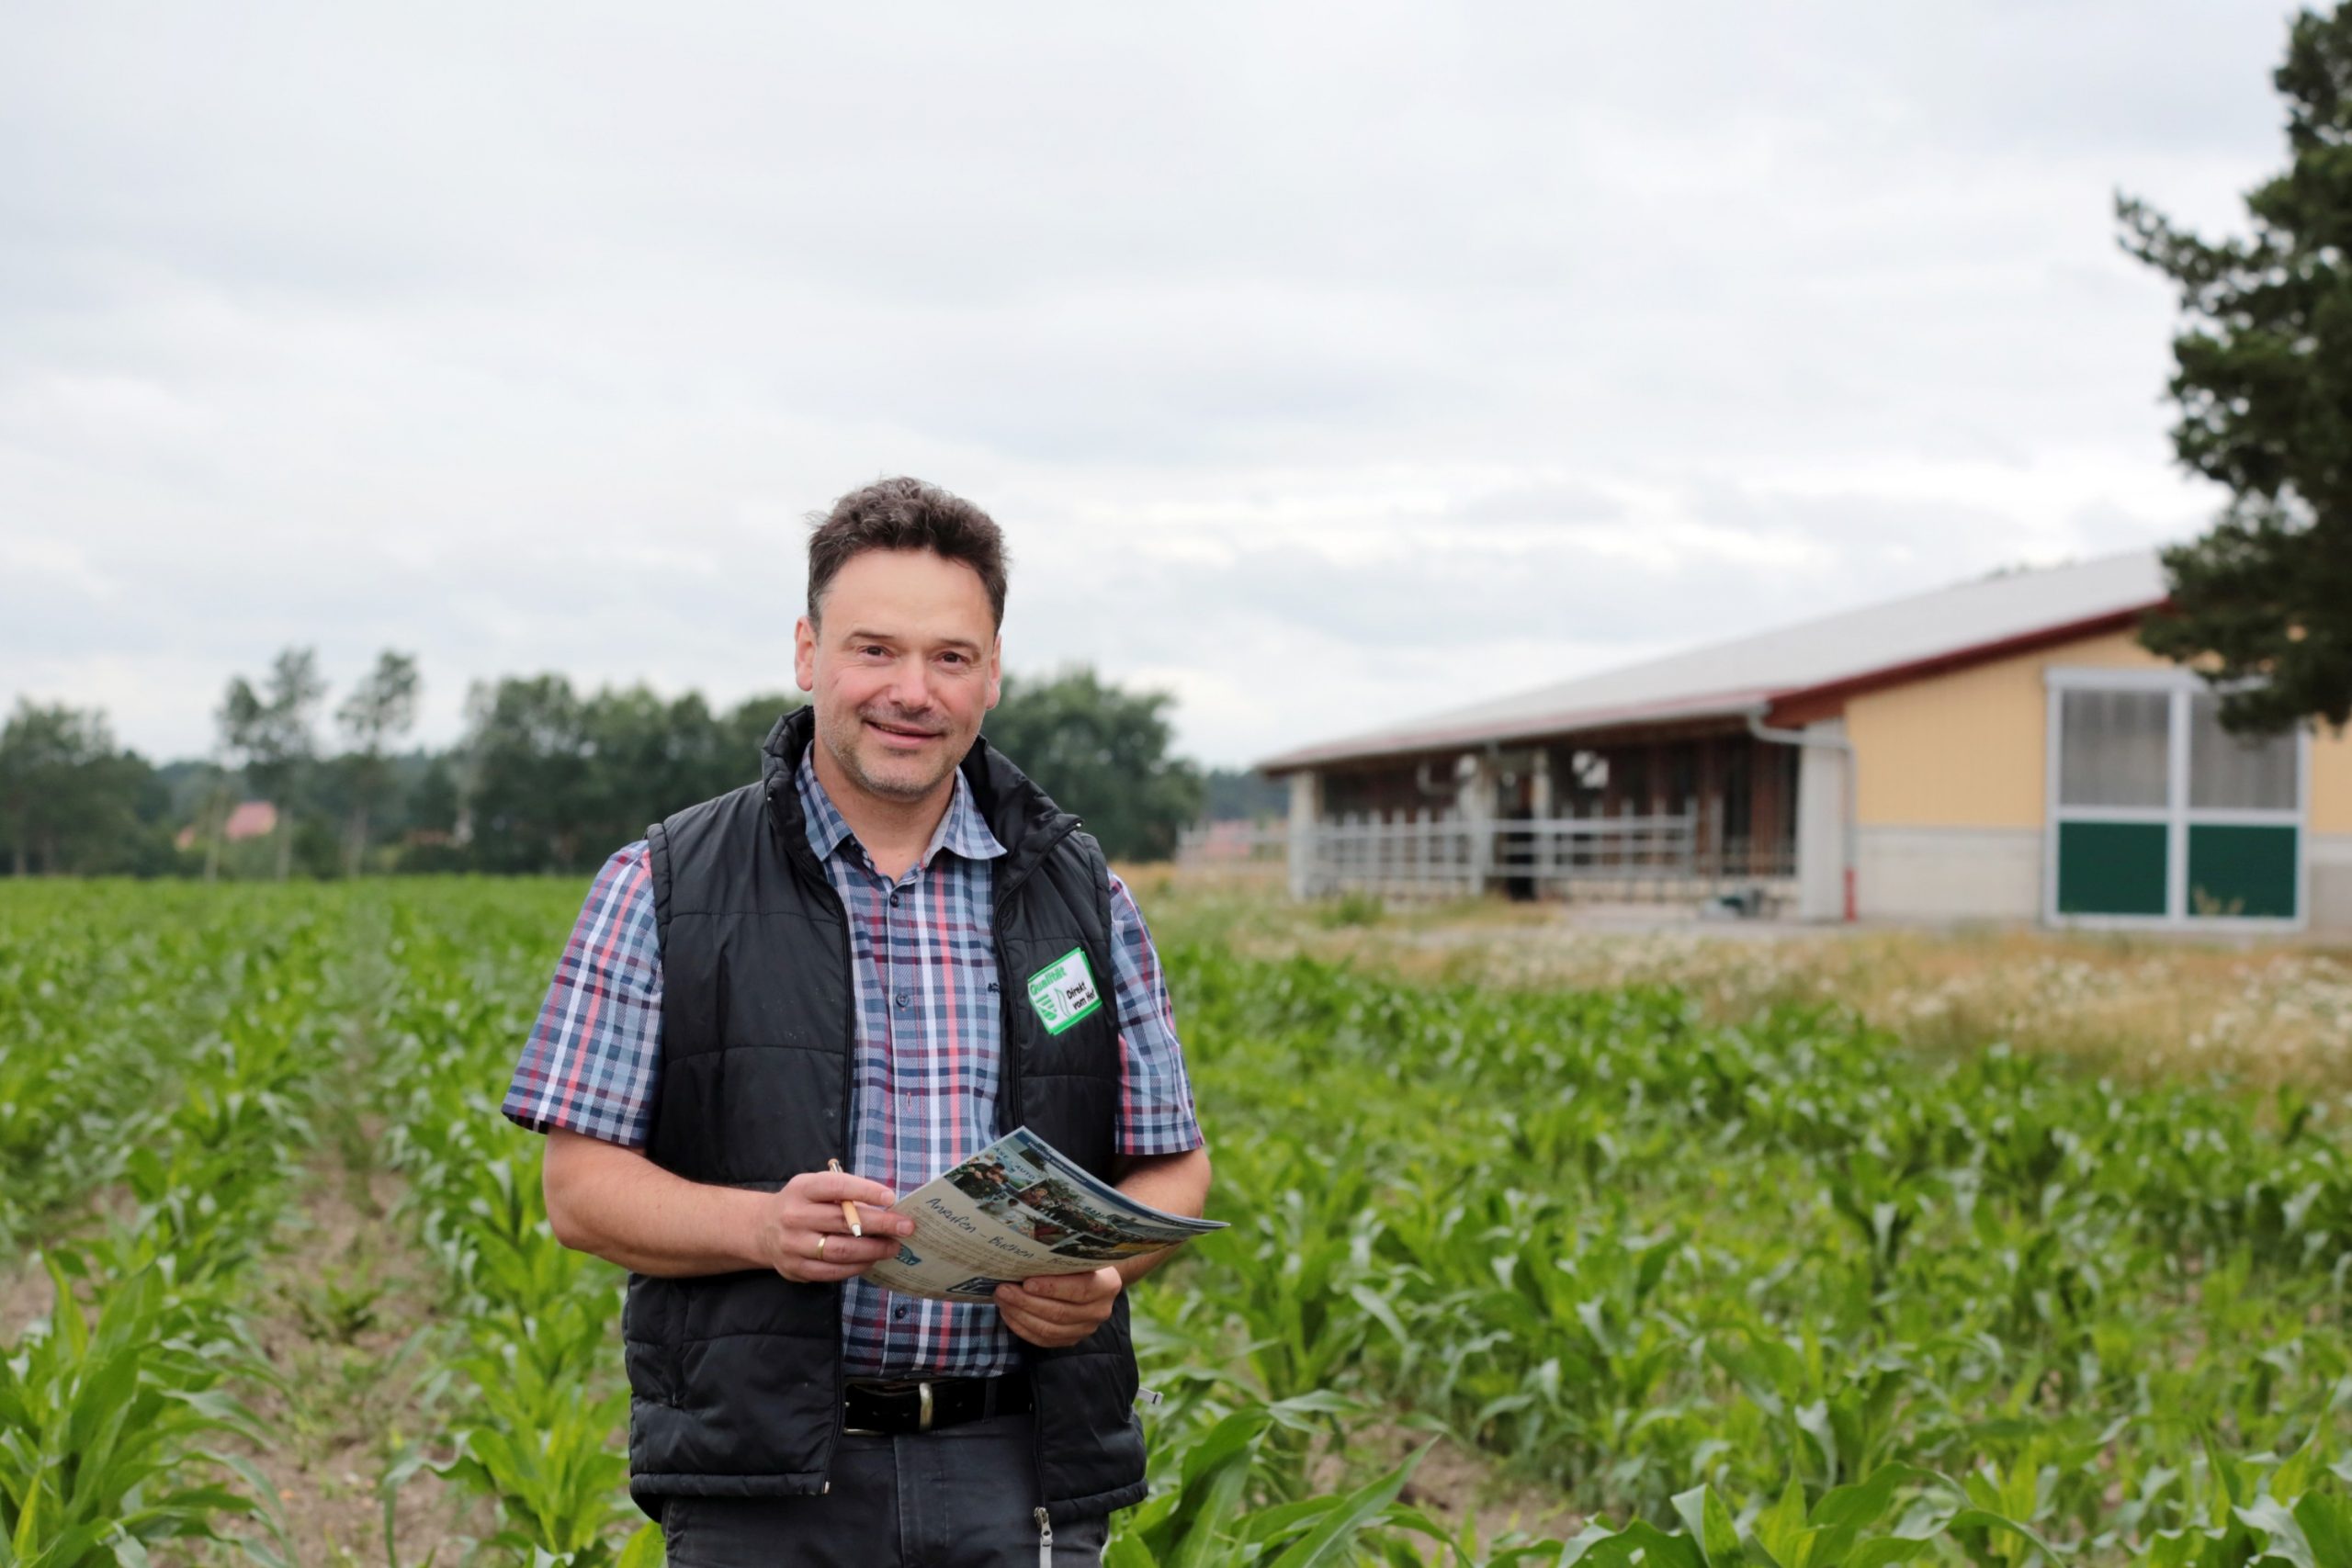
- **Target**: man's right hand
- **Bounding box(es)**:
[542,1131,922,1282]
[752,1168,918,1283]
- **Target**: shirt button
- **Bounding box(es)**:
[893,1305,908,1320]
[895,992,911,1009]
[889,893,899,907]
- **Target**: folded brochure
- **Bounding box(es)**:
[865,1126,1224,1303]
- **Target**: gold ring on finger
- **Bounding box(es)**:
[816,1233,829,1260]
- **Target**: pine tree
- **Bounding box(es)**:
[2118,5,2352,732]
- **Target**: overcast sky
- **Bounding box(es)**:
[0,2,2305,768]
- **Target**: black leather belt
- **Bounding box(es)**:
[842,1371,1033,1435]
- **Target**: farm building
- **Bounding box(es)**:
[1257,548,2352,932]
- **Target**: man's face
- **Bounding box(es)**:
[795,547,1001,808]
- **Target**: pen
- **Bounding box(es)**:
[827,1158,864,1237]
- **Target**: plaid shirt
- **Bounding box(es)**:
[503,750,1204,1377]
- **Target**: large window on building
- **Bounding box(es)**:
[2046,671,2304,924]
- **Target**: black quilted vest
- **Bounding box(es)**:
[619,705,1147,1524]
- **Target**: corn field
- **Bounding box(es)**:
[4,880,2351,1566]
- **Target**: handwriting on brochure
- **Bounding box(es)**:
[865,1126,1224,1303]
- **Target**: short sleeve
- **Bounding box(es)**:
[501,841,664,1148]
[1104,869,1205,1156]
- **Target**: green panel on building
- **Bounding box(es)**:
[2188,824,2299,919]
[2056,820,2167,916]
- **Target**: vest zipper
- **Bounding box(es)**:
[1035,1506,1053,1565]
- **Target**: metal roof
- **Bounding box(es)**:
[1259,547,2168,773]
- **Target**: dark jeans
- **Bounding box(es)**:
[658,1413,1109,1567]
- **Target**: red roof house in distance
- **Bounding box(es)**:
[174,800,279,852]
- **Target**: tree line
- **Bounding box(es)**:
[0,654,1279,879]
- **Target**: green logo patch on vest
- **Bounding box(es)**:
[1025,946,1102,1036]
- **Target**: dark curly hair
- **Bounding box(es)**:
[806,477,1009,629]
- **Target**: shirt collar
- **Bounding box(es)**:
[795,749,1007,871]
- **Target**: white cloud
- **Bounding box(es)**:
[0,0,2296,766]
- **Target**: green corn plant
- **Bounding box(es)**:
[0,909,262,1253]
[0,1259,280,1568]
[1555,1469,2075,1568]
[416,1153,605,1322]
[17,877,2352,1562]
[366,904,650,1568]
[435,1408,646,1568]
[1196,1194,1385,1407]
[1106,1403,1432,1568]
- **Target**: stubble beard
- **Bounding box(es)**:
[818,702,961,806]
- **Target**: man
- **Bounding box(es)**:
[500,478,1212,1566]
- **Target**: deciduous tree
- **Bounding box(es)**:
[462,674,594,874]
[0,701,148,875]
[983,668,1204,862]
[334,650,420,876]
[219,649,329,880]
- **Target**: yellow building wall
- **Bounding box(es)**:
[1848,627,2352,833]
[2319,728,2352,836]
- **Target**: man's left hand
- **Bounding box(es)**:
[994,1267,1122,1348]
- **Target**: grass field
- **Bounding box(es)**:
[5,877,2351,1566]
